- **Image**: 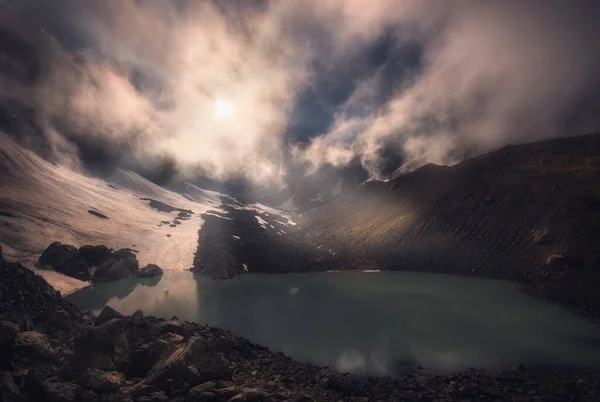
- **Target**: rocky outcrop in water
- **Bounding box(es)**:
[3,248,600,401]
[37,242,153,283]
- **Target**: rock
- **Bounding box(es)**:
[159,319,193,339]
[0,320,20,347]
[59,258,91,280]
[103,259,136,281]
[217,385,240,399]
[0,371,19,399]
[146,336,232,391]
[546,254,580,268]
[88,210,109,219]
[95,306,124,326]
[532,228,555,245]
[38,242,78,269]
[241,387,268,401]
[70,319,130,373]
[189,381,218,401]
[130,340,172,377]
[12,331,58,362]
[78,245,113,266]
[137,264,164,278]
[37,380,83,402]
[79,368,124,393]
[132,309,144,319]
[112,248,137,262]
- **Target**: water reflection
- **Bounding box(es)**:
[65,271,600,374]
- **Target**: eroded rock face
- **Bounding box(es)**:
[137,264,163,278]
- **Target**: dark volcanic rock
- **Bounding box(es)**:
[0,320,20,347]
[137,264,163,278]
[79,368,124,393]
[70,319,130,373]
[87,210,108,219]
[0,254,78,326]
[145,336,232,390]
[78,245,112,266]
[103,258,138,281]
[36,380,83,402]
[112,248,137,262]
[95,306,123,326]
[59,258,91,281]
[38,242,78,269]
[141,198,193,214]
[0,372,19,400]
[11,331,58,363]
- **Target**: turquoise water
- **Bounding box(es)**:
[66,270,600,374]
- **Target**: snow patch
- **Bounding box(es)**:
[255,215,269,229]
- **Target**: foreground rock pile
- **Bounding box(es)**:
[38,242,163,282]
[2,249,600,401]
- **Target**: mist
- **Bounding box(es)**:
[3,0,600,185]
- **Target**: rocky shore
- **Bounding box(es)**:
[2,248,600,401]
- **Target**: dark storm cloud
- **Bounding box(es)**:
[2,0,600,185]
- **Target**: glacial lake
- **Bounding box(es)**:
[65,271,600,374]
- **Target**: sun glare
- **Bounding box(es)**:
[212,98,234,118]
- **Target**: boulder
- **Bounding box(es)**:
[146,336,232,391]
[59,258,91,281]
[130,340,172,378]
[112,248,137,262]
[137,264,164,278]
[79,368,124,393]
[11,331,58,363]
[70,319,130,373]
[95,306,124,326]
[240,387,269,401]
[78,245,112,266]
[36,380,83,402]
[103,259,135,281]
[92,258,117,279]
[38,242,78,269]
[0,371,19,399]
[0,320,20,347]
[132,309,144,319]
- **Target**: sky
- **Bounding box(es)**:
[3,0,600,186]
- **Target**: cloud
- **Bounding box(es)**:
[299,1,600,178]
[3,0,600,185]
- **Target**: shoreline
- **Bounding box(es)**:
[3,251,600,401]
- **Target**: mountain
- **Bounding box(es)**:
[0,134,220,293]
[298,133,600,317]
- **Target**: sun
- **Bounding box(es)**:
[212,98,234,118]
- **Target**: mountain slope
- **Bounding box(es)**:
[301,133,600,317]
[0,134,220,292]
